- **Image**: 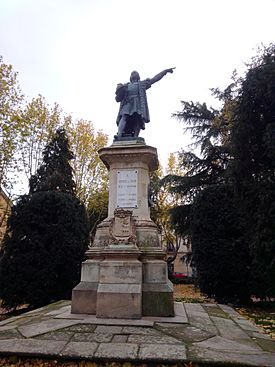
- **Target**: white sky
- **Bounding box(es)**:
[1,0,275,169]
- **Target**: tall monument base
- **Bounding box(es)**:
[71,139,174,318]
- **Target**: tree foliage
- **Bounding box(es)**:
[0,191,89,309]
[17,95,65,182]
[0,128,89,309]
[67,119,109,237]
[29,128,75,195]
[190,185,250,303]
[167,44,275,302]
[0,56,109,205]
[150,154,187,276]
[0,56,23,191]
[68,119,108,206]
[229,46,275,298]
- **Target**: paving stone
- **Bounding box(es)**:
[61,341,98,358]
[184,303,208,315]
[45,305,71,316]
[143,315,186,324]
[57,311,154,326]
[234,317,262,332]
[188,314,217,334]
[24,301,70,316]
[21,306,49,315]
[155,323,215,343]
[128,334,181,344]
[0,315,25,327]
[63,324,97,333]
[188,346,275,367]
[155,322,186,327]
[94,342,138,359]
[202,305,228,318]
[0,324,17,332]
[0,328,23,339]
[4,316,39,327]
[72,332,113,343]
[185,303,217,334]
[210,316,251,340]
[248,331,272,340]
[1,300,274,366]
[139,343,186,361]
[174,302,188,322]
[34,331,74,341]
[112,334,128,342]
[218,303,242,317]
[18,318,80,337]
[254,338,275,352]
[122,326,162,335]
[95,325,123,334]
[0,338,66,356]
[193,335,262,352]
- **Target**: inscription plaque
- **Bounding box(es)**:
[117,170,138,208]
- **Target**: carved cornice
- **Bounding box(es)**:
[99,144,158,171]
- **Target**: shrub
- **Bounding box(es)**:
[0,190,89,309]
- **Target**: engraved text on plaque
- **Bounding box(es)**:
[117,170,138,208]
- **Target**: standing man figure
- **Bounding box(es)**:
[115,68,175,138]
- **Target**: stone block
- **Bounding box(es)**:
[71,282,98,314]
[61,341,98,358]
[0,338,67,356]
[136,226,160,248]
[92,220,111,247]
[97,283,142,319]
[142,282,174,317]
[128,334,181,344]
[18,319,79,338]
[139,343,186,361]
[143,259,167,283]
[112,334,128,343]
[72,332,113,343]
[99,259,142,284]
[94,342,138,360]
[81,260,101,282]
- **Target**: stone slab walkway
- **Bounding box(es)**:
[0,301,274,366]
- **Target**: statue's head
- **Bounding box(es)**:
[130,71,140,83]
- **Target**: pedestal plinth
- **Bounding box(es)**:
[71,138,174,318]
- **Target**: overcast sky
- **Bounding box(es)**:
[1,0,275,169]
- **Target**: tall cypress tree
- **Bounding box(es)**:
[29,127,75,195]
[0,128,89,309]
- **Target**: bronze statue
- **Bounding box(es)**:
[115,68,175,138]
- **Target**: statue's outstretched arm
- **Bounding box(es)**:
[150,67,175,85]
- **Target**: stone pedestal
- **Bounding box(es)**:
[96,249,142,319]
[71,138,174,318]
[71,259,100,314]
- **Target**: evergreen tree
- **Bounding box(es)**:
[190,185,250,303]
[29,127,75,195]
[230,45,275,298]
[167,44,275,302]
[0,128,89,309]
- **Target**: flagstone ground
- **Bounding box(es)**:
[0,300,274,366]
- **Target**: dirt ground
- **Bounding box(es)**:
[173,283,210,303]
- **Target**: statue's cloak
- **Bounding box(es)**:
[116,79,152,129]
